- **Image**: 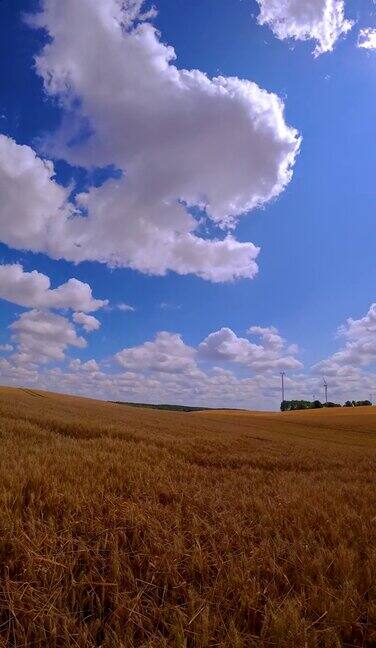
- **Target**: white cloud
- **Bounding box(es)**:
[0,263,107,312]
[0,357,39,386]
[116,331,199,375]
[111,324,302,404]
[256,0,353,56]
[69,358,99,372]
[3,0,302,282]
[247,325,284,351]
[0,135,70,254]
[199,327,259,363]
[2,308,375,408]
[73,312,101,332]
[10,310,86,365]
[358,28,376,50]
[198,326,302,372]
[7,360,285,410]
[313,303,376,375]
[117,303,135,312]
[0,344,13,352]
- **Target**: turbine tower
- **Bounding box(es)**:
[280,371,286,403]
[323,378,328,405]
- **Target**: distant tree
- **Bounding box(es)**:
[281,399,322,411]
[291,400,312,410]
[281,398,371,412]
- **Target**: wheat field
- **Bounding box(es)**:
[0,386,375,647]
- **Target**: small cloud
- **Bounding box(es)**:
[103,303,136,312]
[160,302,181,311]
[117,303,135,312]
[357,28,376,50]
[73,312,101,332]
[256,0,353,56]
[69,358,99,372]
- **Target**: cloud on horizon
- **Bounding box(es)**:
[2,301,375,408]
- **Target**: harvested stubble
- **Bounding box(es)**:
[0,386,375,647]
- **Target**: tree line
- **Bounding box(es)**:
[280,399,372,411]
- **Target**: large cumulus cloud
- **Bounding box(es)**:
[0,0,301,281]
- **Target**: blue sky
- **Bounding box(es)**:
[0,0,375,408]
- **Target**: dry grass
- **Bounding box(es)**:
[0,386,375,647]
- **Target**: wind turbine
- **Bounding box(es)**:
[323,378,328,405]
[280,371,286,403]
